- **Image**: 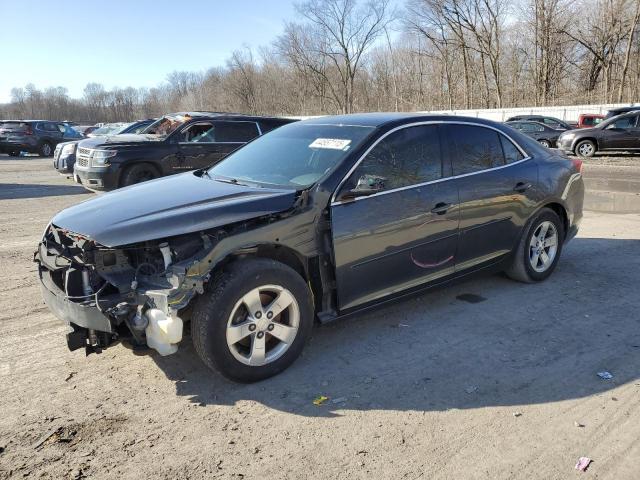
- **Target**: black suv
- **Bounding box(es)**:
[0,120,83,157]
[604,106,640,119]
[73,112,295,191]
[54,119,156,175]
[505,115,574,131]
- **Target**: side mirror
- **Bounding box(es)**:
[339,174,386,201]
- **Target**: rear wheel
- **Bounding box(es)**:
[575,139,596,157]
[120,163,158,187]
[39,142,53,157]
[538,139,551,148]
[506,208,564,283]
[191,258,313,382]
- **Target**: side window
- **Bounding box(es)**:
[449,125,505,175]
[56,123,67,133]
[609,116,636,129]
[213,121,260,142]
[542,118,560,128]
[180,123,215,143]
[348,125,442,193]
[499,135,524,164]
[130,123,149,134]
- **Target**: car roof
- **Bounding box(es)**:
[300,112,508,129]
[609,106,640,113]
[167,112,294,122]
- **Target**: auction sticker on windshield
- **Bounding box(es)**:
[309,138,352,150]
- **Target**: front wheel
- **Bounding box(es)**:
[575,139,596,157]
[506,208,564,283]
[191,258,314,382]
[538,139,551,148]
[120,163,158,187]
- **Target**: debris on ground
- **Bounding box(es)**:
[32,426,77,449]
[331,397,348,404]
[575,457,592,471]
[313,395,329,406]
[513,412,522,417]
[465,385,479,394]
[64,372,77,382]
[574,421,585,428]
[597,371,613,380]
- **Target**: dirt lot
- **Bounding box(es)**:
[0,156,639,479]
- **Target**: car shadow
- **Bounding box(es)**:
[0,183,89,200]
[152,237,640,417]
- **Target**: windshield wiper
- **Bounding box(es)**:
[212,175,252,187]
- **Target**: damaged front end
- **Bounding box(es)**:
[35,224,214,355]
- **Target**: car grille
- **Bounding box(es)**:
[77,147,91,167]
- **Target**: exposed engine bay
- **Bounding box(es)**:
[36,224,216,355]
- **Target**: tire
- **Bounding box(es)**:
[39,142,53,157]
[538,139,551,148]
[505,208,565,283]
[575,139,596,158]
[120,163,158,187]
[191,258,314,382]
[8,150,19,157]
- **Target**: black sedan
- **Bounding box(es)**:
[505,115,574,131]
[506,120,562,148]
[35,113,584,382]
[557,111,640,157]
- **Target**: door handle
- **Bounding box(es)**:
[513,182,532,193]
[430,202,450,215]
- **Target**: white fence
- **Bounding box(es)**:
[420,103,640,122]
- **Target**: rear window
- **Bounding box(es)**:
[1,122,30,131]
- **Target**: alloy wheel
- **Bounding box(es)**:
[42,143,52,156]
[226,285,300,366]
[577,142,594,156]
[529,221,558,273]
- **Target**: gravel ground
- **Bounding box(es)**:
[0,156,639,479]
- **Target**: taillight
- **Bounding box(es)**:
[572,158,583,173]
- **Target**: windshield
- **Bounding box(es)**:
[145,114,194,136]
[91,123,132,136]
[207,122,375,188]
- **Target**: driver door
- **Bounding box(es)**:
[330,124,459,311]
[601,115,639,149]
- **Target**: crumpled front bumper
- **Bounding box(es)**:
[38,266,113,333]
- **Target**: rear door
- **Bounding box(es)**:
[330,124,459,310]
[445,123,538,271]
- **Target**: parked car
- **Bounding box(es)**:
[36,113,584,382]
[506,120,561,147]
[72,112,295,191]
[73,125,99,136]
[505,115,574,131]
[54,119,156,174]
[576,114,604,128]
[0,120,83,157]
[85,120,154,138]
[604,106,640,119]
[557,111,640,157]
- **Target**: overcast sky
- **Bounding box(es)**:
[0,0,302,102]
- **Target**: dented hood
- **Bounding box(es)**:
[52,172,297,246]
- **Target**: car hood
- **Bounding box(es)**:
[79,134,165,149]
[51,172,298,246]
